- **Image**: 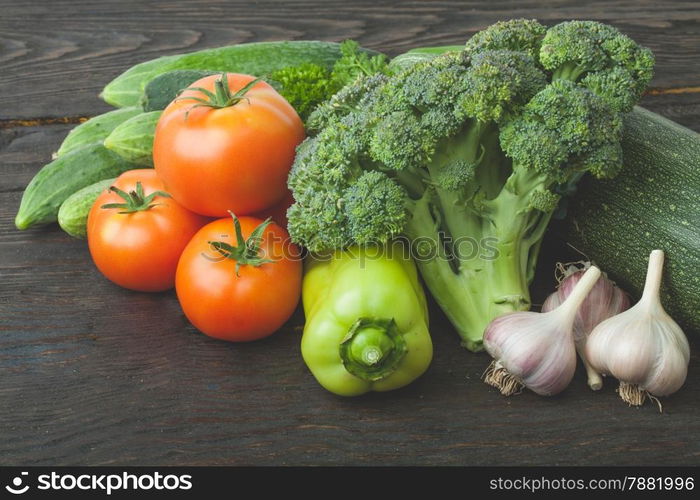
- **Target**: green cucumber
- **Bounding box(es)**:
[55,107,142,157]
[103,111,162,166]
[102,41,362,108]
[15,143,137,230]
[58,178,116,238]
[564,106,700,332]
[140,70,217,112]
[388,45,462,72]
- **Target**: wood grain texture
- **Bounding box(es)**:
[1,0,699,466]
[1,0,700,119]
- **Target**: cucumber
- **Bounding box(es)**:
[104,111,162,166]
[57,178,115,238]
[140,70,217,112]
[55,107,142,157]
[564,106,700,332]
[102,41,362,108]
[15,143,137,230]
[389,45,462,72]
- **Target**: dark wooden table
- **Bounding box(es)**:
[1,0,698,466]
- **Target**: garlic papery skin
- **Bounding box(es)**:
[585,250,690,409]
[484,266,601,396]
[542,263,630,391]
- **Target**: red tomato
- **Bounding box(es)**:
[153,73,305,217]
[176,214,302,341]
[87,169,209,292]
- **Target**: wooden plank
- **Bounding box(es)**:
[0,224,698,466]
[0,213,699,466]
[641,92,700,131]
[1,95,699,465]
[0,124,75,194]
[1,0,700,119]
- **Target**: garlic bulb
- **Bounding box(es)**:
[542,263,630,391]
[585,250,690,409]
[483,266,601,396]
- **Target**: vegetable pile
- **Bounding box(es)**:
[287,19,654,351]
[13,19,696,404]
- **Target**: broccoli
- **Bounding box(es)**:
[540,20,655,111]
[268,40,389,121]
[287,19,654,351]
[267,63,336,120]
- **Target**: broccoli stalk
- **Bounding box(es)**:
[287,19,654,350]
[405,173,555,350]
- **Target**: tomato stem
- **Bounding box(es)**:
[176,73,263,118]
[100,181,171,214]
[208,211,275,276]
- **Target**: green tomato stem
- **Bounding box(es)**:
[208,211,275,276]
[176,73,262,118]
[100,181,171,214]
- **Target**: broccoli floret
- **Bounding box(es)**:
[287,20,653,351]
[456,50,548,122]
[268,40,390,123]
[539,20,654,111]
[528,188,561,212]
[434,159,478,191]
[268,63,335,120]
[465,19,547,61]
[500,79,623,180]
[369,110,436,170]
[344,171,408,244]
[306,73,389,133]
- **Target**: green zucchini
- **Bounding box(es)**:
[102,41,362,108]
[564,106,700,332]
[57,178,115,238]
[55,107,142,157]
[140,70,217,112]
[103,111,162,166]
[15,143,137,230]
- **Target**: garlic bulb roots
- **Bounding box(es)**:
[483,266,602,396]
[586,250,690,409]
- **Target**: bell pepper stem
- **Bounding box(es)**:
[339,318,407,382]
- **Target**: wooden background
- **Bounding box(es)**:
[1,0,698,466]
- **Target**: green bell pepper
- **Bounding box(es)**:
[301,243,433,396]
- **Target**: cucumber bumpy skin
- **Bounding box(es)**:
[101,41,362,108]
[58,178,116,238]
[55,107,142,158]
[140,70,217,112]
[103,111,162,167]
[15,143,138,230]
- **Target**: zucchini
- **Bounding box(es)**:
[55,107,142,157]
[564,106,700,332]
[102,41,361,108]
[57,178,115,238]
[15,143,137,230]
[140,70,217,112]
[103,111,162,166]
